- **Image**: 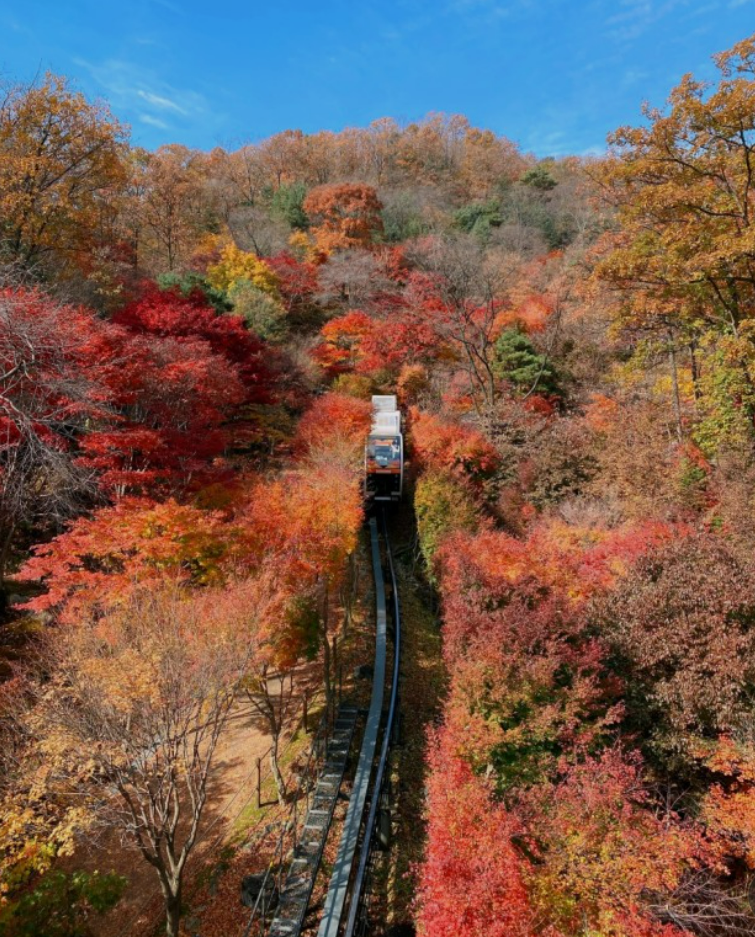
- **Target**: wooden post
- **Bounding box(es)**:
[256,757,262,809]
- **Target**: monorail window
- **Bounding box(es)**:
[367,437,400,466]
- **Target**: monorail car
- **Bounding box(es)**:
[365,395,403,502]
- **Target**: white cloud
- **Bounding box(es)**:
[139,113,170,130]
[136,89,188,115]
[605,0,685,42]
[73,56,206,122]
[621,67,649,88]
[1,13,33,37]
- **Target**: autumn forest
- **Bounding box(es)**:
[4,28,755,937]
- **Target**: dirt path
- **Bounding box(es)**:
[54,533,375,937]
[58,671,321,937]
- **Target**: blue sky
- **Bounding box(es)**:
[1,0,753,157]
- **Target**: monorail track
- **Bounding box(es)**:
[344,508,401,937]
[261,506,402,937]
[317,506,401,937]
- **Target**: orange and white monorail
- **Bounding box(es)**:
[364,395,403,502]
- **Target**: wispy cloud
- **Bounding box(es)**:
[136,89,188,115]
[1,12,33,38]
[525,127,569,156]
[443,0,533,24]
[72,56,206,131]
[605,0,685,42]
[139,113,170,130]
[688,2,720,15]
[621,67,649,88]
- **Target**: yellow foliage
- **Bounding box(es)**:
[0,73,127,277]
[206,243,280,296]
[288,229,321,262]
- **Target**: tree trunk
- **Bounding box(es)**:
[669,334,684,442]
[163,881,182,937]
[689,341,702,401]
[322,618,332,712]
[0,524,15,620]
[269,735,286,805]
[342,552,357,637]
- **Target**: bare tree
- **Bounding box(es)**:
[242,663,298,804]
[316,249,397,313]
[0,287,102,600]
[651,870,755,937]
[406,233,522,420]
[33,581,267,937]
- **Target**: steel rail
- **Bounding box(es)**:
[343,507,401,937]
[316,514,388,937]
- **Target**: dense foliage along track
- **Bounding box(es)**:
[317,507,402,937]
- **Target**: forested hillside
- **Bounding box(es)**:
[4,31,755,937]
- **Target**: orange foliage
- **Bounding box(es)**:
[410,408,500,483]
[396,363,430,406]
[244,463,363,587]
[303,183,383,252]
[700,737,755,868]
[436,518,678,665]
[312,310,375,375]
[494,293,554,335]
[20,499,238,624]
[527,750,705,936]
[583,392,620,433]
[294,392,372,458]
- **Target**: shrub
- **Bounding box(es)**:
[415,470,479,580]
[0,871,127,937]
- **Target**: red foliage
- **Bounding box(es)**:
[78,326,246,494]
[367,310,441,369]
[114,283,272,402]
[523,393,558,416]
[312,311,375,376]
[524,749,705,936]
[313,307,442,378]
[417,732,534,937]
[441,593,622,778]
[410,408,500,483]
[378,245,410,284]
[438,519,678,641]
[0,285,274,501]
[267,251,319,310]
[422,499,700,937]
[0,288,110,457]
